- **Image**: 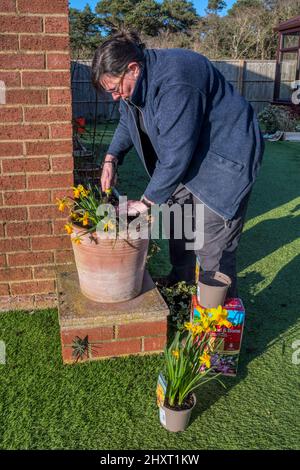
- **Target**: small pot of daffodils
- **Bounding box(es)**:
[158,307,232,432]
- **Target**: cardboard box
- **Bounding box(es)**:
[191,295,245,376]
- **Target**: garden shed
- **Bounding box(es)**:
[273,15,300,104]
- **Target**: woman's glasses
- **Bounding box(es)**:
[103,70,127,95]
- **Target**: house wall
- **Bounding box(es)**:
[0,0,75,312]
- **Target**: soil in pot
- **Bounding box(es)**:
[164,393,195,412]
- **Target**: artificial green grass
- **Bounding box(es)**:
[0,141,299,449]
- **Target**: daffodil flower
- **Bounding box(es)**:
[70,212,79,221]
[103,220,115,232]
[56,198,67,212]
[73,184,90,198]
[105,188,112,195]
[80,188,90,198]
[72,236,82,245]
[191,325,204,338]
[172,350,180,360]
[64,223,73,235]
[184,322,194,332]
[199,351,211,369]
[82,212,89,226]
[210,305,232,329]
[72,186,81,199]
[201,315,213,332]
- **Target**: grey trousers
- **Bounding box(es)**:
[165,184,251,298]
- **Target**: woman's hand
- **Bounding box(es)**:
[127,200,149,217]
[101,154,118,192]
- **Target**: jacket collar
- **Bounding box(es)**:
[128,52,148,107]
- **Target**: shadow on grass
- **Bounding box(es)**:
[239,213,300,273]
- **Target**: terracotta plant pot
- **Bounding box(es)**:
[197,271,231,308]
[159,393,196,432]
[71,224,149,303]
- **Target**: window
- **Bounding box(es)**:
[274,22,300,103]
[282,32,300,49]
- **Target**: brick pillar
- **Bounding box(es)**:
[0,0,75,312]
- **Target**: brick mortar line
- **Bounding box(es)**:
[1,33,68,37]
[0,219,67,225]
[8,277,56,283]
[1,170,72,175]
[9,287,56,295]
[1,190,50,193]
[63,335,166,348]
[27,170,73,174]
[0,121,71,125]
[4,264,56,269]
[17,248,72,255]
[3,87,70,90]
[0,157,71,162]
[0,13,68,18]
[0,52,69,55]
[63,350,165,364]
[0,138,72,142]
[0,71,70,75]
[26,205,29,222]
[63,337,143,348]
[22,105,71,108]
[18,33,69,37]
[1,234,69,240]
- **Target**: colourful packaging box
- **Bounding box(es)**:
[190,295,246,376]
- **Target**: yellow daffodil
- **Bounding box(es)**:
[103,220,115,232]
[199,351,211,369]
[105,188,112,195]
[64,223,73,235]
[80,187,90,198]
[210,305,232,329]
[56,198,67,212]
[82,212,89,226]
[184,322,194,332]
[200,315,213,333]
[192,325,204,337]
[72,186,81,199]
[70,212,79,221]
[172,350,180,360]
[72,236,82,245]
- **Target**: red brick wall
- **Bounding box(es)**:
[0,0,75,312]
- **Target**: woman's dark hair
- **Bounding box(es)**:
[91,30,145,90]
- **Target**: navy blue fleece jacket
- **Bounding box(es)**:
[107,48,264,220]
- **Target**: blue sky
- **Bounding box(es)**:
[69,0,236,16]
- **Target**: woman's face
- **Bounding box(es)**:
[100,63,140,101]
